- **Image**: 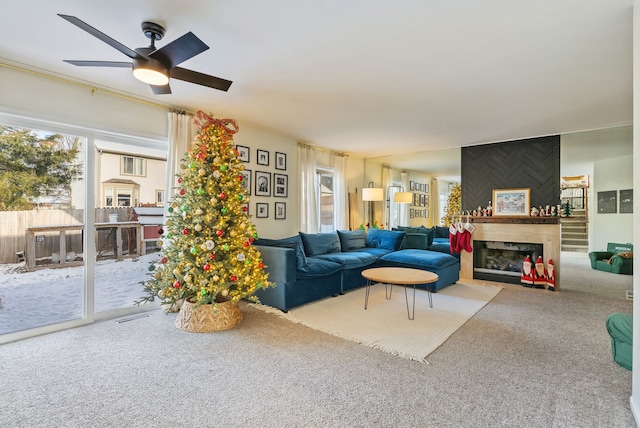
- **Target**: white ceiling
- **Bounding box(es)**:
[0,1,634,159]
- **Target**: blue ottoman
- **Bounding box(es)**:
[379,249,460,291]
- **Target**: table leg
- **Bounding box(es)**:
[385,283,393,300]
[364,279,372,309]
[404,284,416,320]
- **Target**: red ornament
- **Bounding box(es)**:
[230,275,237,282]
[258,262,264,269]
[219,192,226,200]
[177,177,183,184]
[173,280,181,288]
[182,228,189,235]
[242,205,248,212]
[249,237,255,243]
[209,253,216,260]
[238,174,244,181]
[244,241,250,247]
[203,263,211,271]
[216,229,224,237]
[179,189,186,196]
[161,257,168,264]
[197,153,204,161]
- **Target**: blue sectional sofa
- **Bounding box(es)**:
[253,228,460,311]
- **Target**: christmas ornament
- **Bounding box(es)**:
[204,240,215,250]
[194,224,202,232]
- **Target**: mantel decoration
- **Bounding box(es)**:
[137,111,272,332]
[492,188,530,217]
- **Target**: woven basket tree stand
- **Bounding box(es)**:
[175,298,243,332]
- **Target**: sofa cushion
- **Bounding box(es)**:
[366,229,406,251]
[337,229,367,251]
[608,243,633,254]
[394,226,434,247]
[314,251,378,270]
[347,247,393,257]
[380,249,459,270]
[432,226,450,239]
[404,233,429,250]
[296,257,343,279]
[254,236,308,269]
[299,232,341,256]
[429,238,451,254]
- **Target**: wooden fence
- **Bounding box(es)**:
[0,207,136,264]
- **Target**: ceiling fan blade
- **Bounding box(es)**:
[58,14,143,60]
[150,84,172,95]
[170,67,232,92]
[63,60,132,68]
[149,32,209,68]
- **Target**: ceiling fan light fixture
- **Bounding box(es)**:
[132,59,169,86]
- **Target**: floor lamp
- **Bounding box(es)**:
[388,186,412,228]
[362,183,383,226]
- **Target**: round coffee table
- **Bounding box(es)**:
[361,267,439,320]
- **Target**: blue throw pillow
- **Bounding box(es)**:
[337,229,367,251]
[299,232,341,256]
[254,236,308,269]
[366,229,406,251]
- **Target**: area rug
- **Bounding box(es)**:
[252,282,503,363]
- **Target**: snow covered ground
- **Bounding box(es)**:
[0,253,159,334]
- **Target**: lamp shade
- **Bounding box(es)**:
[132,58,169,86]
[362,187,384,201]
[394,191,413,203]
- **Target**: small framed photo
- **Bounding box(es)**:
[240,169,251,195]
[256,203,269,218]
[410,209,415,218]
[257,149,269,166]
[275,152,287,170]
[241,203,249,215]
[236,145,250,162]
[620,189,633,213]
[492,188,531,217]
[275,202,286,220]
[424,209,429,218]
[597,190,617,214]
[424,184,429,194]
[274,173,288,198]
[255,171,271,197]
[410,181,415,191]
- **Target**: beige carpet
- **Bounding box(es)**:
[253,282,503,362]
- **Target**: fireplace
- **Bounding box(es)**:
[473,240,543,285]
[460,217,560,289]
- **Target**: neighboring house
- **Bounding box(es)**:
[95,140,167,208]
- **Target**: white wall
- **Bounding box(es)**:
[561,126,633,252]
[591,155,634,250]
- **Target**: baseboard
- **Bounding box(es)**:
[630,395,640,426]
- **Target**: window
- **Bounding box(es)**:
[117,188,131,206]
[105,188,114,207]
[121,156,146,176]
[317,168,335,232]
[156,190,165,206]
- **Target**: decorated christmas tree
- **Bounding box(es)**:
[441,183,461,226]
[138,112,271,311]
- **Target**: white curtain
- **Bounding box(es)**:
[298,144,319,233]
[333,153,348,230]
[381,166,393,227]
[166,111,194,204]
[399,171,410,226]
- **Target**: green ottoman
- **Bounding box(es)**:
[606,313,633,370]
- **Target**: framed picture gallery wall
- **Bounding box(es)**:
[234,145,289,219]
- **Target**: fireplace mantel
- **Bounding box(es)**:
[460,220,561,290]
[470,216,560,224]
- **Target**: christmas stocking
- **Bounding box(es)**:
[458,221,474,253]
[455,221,465,253]
[449,224,458,254]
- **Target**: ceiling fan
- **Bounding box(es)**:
[58,14,232,94]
